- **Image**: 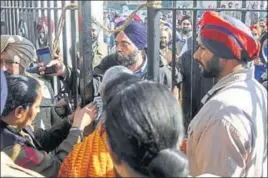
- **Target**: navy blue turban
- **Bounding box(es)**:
[116,20,147,50]
[1,70,7,115]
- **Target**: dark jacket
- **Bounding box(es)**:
[85,53,182,97]
[0,119,83,177]
[63,53,182,104]
[177,49,215,131]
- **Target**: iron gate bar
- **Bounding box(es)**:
[71,0,78,107]
[40,0,45,46]
[33,0,38,47]
[241,1,247,23]
[171,1,176,90]
[10,1,14,35]
[190,0,198,120]
[54,1,61,92]
[61,1,68,72]
[147,0,160,82]
[7,1,11,34]
[13,1,18,35]
[27,1,33,43]
[79,1,93,106]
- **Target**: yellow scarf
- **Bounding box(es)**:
[58,126,115,177]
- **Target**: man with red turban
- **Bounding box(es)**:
[187,11,267,177]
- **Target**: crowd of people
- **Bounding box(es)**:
[0,7,267,178]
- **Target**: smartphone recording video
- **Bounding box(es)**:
[36,47,52,65]
[36,46,56,74]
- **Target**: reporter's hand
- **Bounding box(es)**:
[38,54,66,76]
[72,102,97,130]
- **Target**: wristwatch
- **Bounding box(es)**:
[70,127,83,132]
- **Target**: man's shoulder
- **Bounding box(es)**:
[101,53,117,61]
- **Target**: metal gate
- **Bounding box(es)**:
[1,1,267,119]
[146,1,266,120]
[1,1,93,106]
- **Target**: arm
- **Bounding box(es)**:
[4,102,97,177]
[3,129,83,177]
[33,119,72,152]
[193,107,252,177]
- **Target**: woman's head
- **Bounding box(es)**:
[102,72,140,105]
[100,65,133,98]
[104,80,187,177]
[1,75,42,129]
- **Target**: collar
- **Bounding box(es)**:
[201,68,254,104]
[134,55,148,77]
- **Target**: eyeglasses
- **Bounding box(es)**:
[182,23,191,26]
[4,61,20,67]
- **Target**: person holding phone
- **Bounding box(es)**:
[0,35,69,130]
[1,75,98,177]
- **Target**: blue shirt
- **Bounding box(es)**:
[254,63,267,82]
[134,56,148,77]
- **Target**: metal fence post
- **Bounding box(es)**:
[241,0,247,23]
[189,0,198,120]
[79,1,93,106]
[70,0,78,107]
[147,0,160,82]
[171,1,177,89]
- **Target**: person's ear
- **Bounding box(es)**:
[14,106,28,118]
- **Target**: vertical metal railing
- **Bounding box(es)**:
[1,0,88,98]
[171,1,177,90]
[79,1,93,106]
[147,0,160,82]
[146,1,267,121]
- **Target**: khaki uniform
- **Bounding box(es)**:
[92,43,108,67]
[187,68,267,177]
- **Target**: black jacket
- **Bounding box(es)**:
[65,53,183,101]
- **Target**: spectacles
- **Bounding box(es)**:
[4,61,20,67]
[183,23,191,26]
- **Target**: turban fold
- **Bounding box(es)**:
[1,35,36,68]
[198,11,260,61]
[116,21,147,50]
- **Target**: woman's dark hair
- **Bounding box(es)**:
[181,15,192,24]
[104,80,187,177]
[2,75,41,116]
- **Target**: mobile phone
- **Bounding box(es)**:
[36,47,57,74]
[36,46,52,65]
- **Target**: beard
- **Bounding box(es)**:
[197,55,223,78]
[160,41,168,49]
[182,28,191,35]
[116,50,140,67]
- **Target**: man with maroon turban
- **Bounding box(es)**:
[186,11,267,177]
